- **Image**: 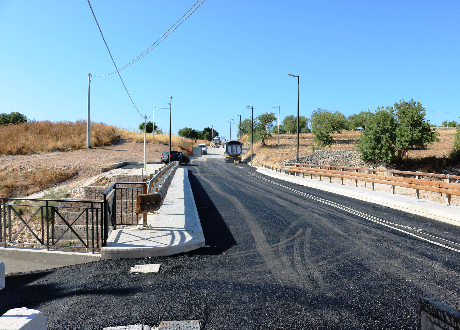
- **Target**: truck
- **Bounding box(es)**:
[224,140,243,163]
[211,136,221,148]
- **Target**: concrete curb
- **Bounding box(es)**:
[257,167,460,226]
[0,247,101,273]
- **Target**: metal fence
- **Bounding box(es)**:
[1,198,104,252]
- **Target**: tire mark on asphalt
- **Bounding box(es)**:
[197,170,301,287]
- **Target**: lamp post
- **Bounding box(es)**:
[287,74,299,162]
[236,115,241,140]
[167,96,172,163]
[228,120,232,141]
[245,106,254,167]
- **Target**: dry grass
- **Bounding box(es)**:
[119,129,210,150]
[0,166,78,198]
[0,121,120,155]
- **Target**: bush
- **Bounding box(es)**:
[450,123,460,160]
[358,99,439,163]
[357,108,396,163]
[0,112,27,125]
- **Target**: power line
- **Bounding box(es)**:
[93,0,206,78]
[87,0,144,118]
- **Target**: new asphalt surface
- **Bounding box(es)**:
[1,148,460,329]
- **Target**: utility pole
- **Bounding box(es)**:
[152,106,155,143]
[143,114,147,171]
[87,73,91,148]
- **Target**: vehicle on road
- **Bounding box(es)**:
[198,143,207,155]
[211,136,221,148]
[224,140,243,163]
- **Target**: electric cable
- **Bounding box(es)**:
[87,0,144,118]
[93,0,206,77]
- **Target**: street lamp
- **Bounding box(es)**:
[167,96,173,163]
[236,115,241,140]
[287,74,300,162]
[228,120,232,141]
[245,106,254,167]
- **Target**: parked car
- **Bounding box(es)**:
[198,143,207,155]
[161,150,190,165]
[160,150,180,163]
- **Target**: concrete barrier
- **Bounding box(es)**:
[0,262,4,290]
[420,297,460,329]
[0,307,47,330]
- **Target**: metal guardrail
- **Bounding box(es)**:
[263,163,460,206]
[102,161,178,239]
[0,198,103,252]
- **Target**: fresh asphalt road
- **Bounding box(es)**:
[2,151,460,329]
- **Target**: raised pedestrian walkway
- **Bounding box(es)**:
[101,167,205,259]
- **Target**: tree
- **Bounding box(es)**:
[178,127,199,139]
[393,99,438,160]
[138,121,157,133]
[357,108,397,163]
[450,118,460,160]
[200,127,218,141]
[238,118,252,135]
[281,115,310,134]
[358,99,439,163]
[310,109,347,149]
[347,111,372,130]
[0,112,27,125]
[254,112,276,146]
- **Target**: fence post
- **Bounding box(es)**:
[391,172,395,194]
[371,170,375,190]
[446,175,451,206]
[0,200,3,245]
[45,201,49,250]
[319,166,322,181]
[310,166,313,179]
[329,167,332,183]
[415,175,420,199]
[341,168,344,185]
[142,184,148,226]
[355,169,358,187]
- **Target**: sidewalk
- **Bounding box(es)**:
[257,166,460,226]
[101,167,205,259]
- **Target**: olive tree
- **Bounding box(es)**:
[310,108,347,150]
[358,99,438,163]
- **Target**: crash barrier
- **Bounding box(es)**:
[420,297,460,329]
[0,162,178,251]
[0,262,4,289]
[136,161,179,222]
[263,163,460,206]
[0,308,47,330]
[102,161,178,233]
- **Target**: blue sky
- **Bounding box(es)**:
[1,0,459,141]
